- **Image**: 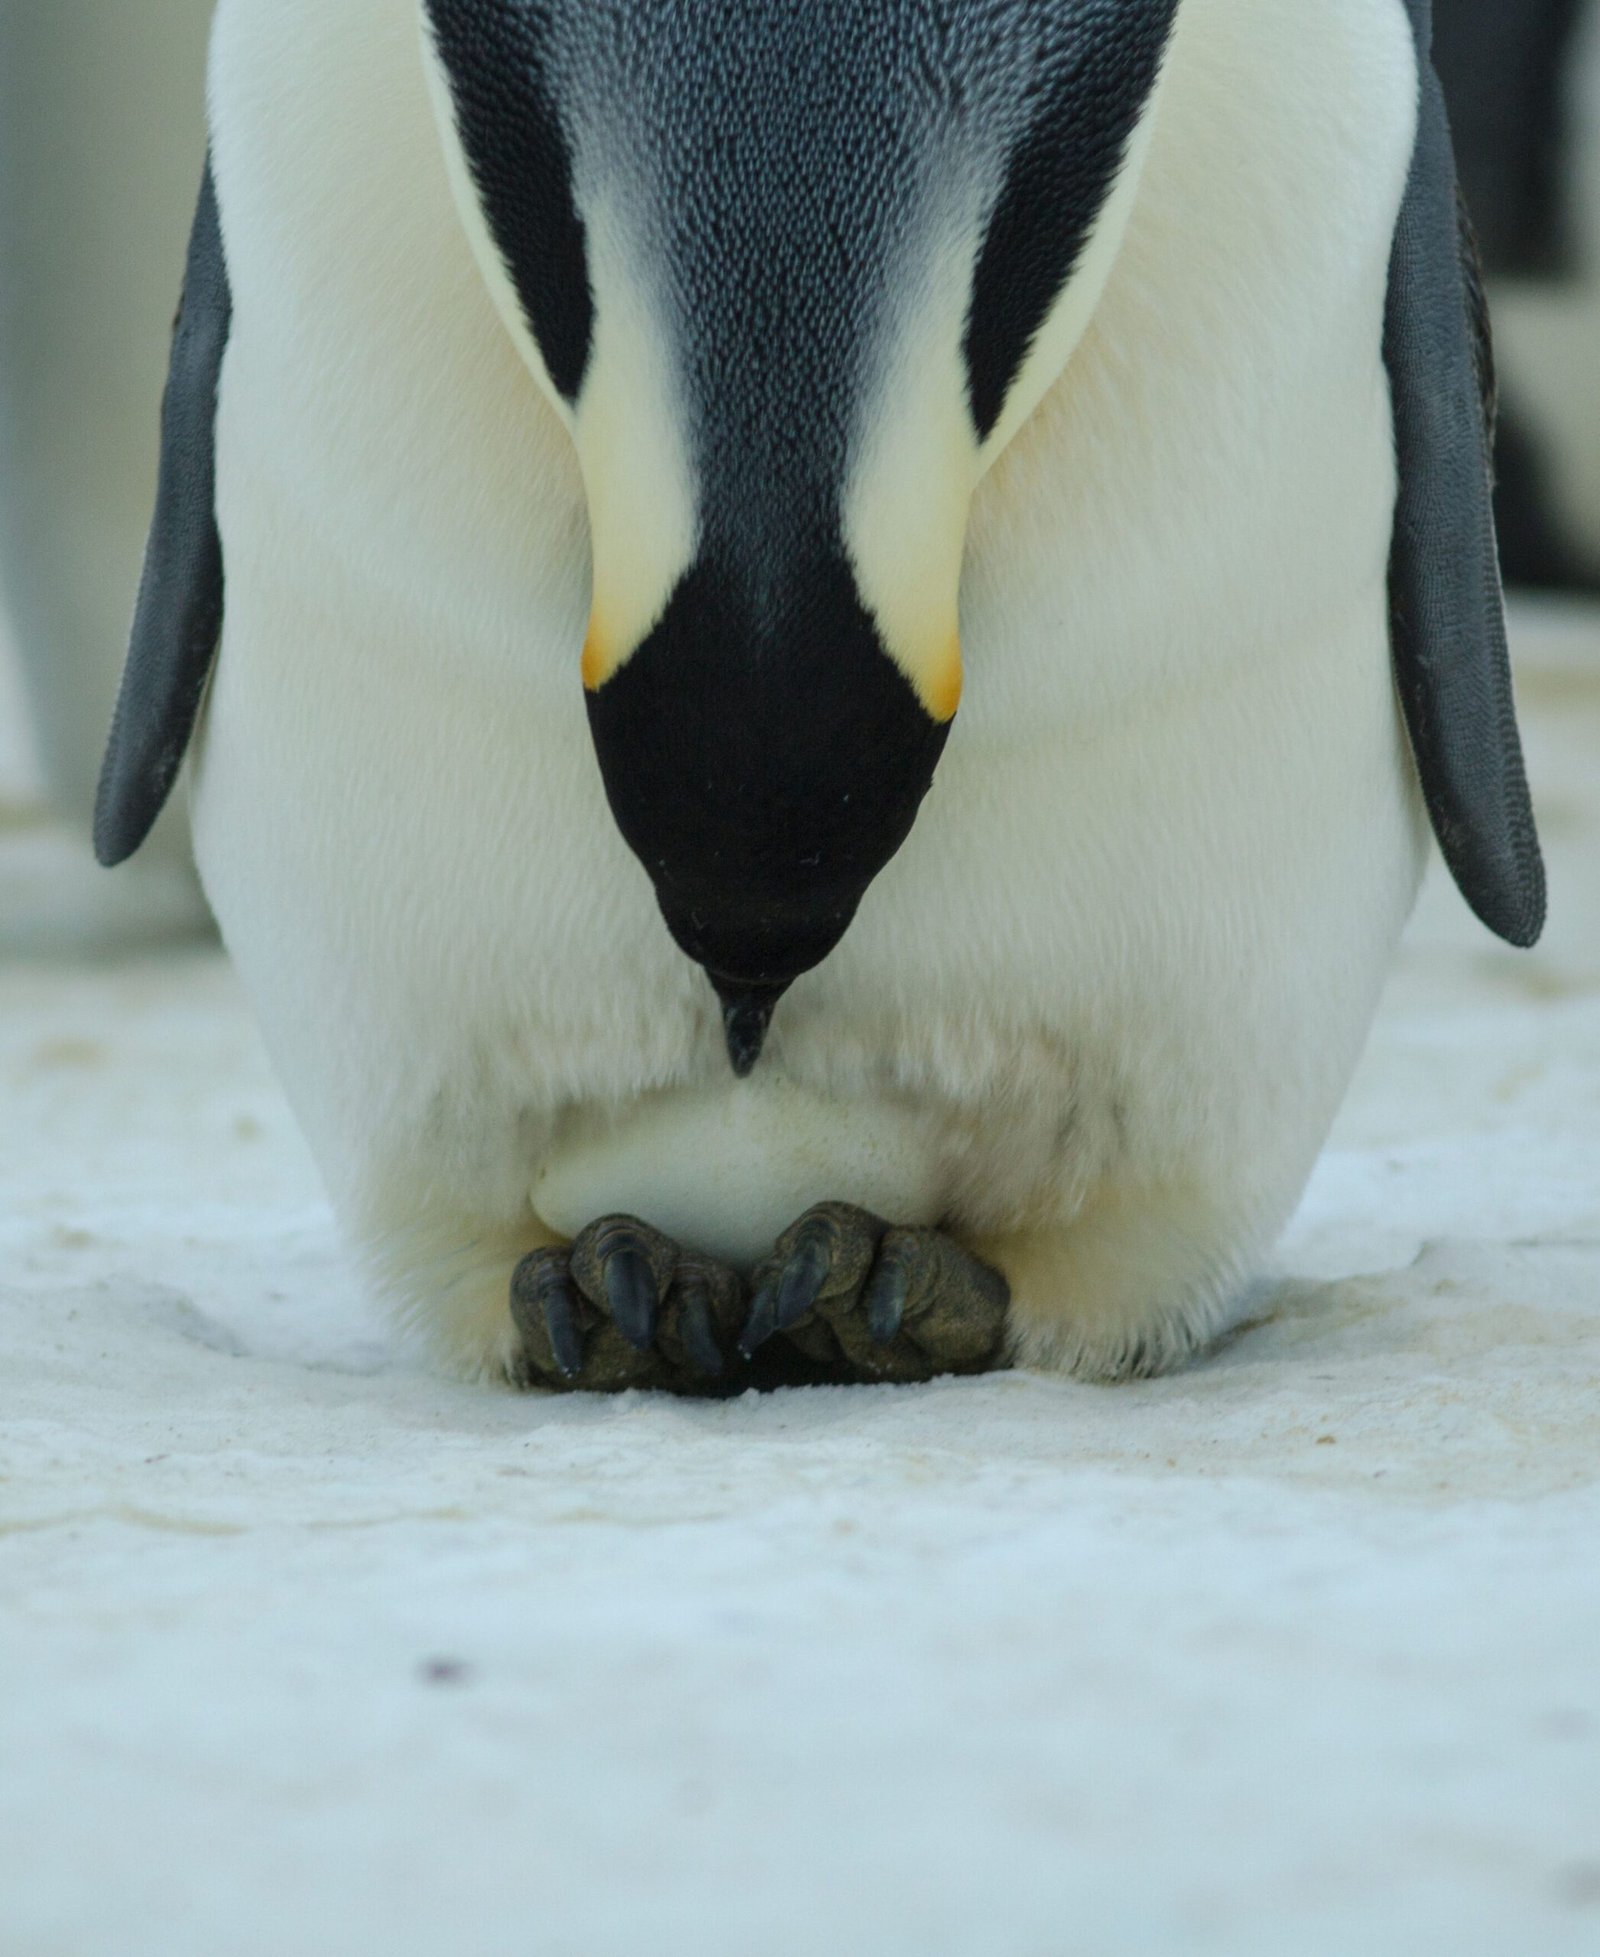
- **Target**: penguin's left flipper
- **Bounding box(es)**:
[511,1217,748,1395]
[739,1204,1011,1385]
[1385,0,1546,949]
[94,162,230,868]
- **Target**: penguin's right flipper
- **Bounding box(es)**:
[94,162,231,868]
[1384,0,1546,950]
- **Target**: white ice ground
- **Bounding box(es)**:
[1,607,1598,1956]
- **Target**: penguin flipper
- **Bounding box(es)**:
[94,162,231,868]
[1384,0,1546,948]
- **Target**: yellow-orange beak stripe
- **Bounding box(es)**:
[582,620,611,693]
[922,635,963,723]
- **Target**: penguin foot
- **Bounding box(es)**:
[511,1217,745,1395]
[739,1203,1011,1384]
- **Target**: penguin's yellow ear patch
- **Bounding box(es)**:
[568,193,699,697]
[843,241,980,729]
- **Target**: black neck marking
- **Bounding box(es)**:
[424,0,595,400]
[963,0,1178,442]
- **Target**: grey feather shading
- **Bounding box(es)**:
[1386,0,1546,948]
[94,161,230,868]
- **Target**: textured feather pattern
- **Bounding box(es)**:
[428,0,1178,532]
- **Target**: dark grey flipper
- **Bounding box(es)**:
[1386,0,1547,950]
[94,161,230,868]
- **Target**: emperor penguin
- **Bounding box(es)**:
[97,0,1544,1393]
[0,0,214,945]
[1434,0,1600,588]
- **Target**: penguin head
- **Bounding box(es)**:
[421,0,1178,1072]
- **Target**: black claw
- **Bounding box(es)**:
[542,1273,586,1381]
[776,1222,833,1331]
[864,1254,909,1347]
[603,1243,660,1352]
[511,1255,587,1383]
[739,1280,780,1359]
[679,1281,726,1379]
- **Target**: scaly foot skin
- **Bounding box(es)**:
[740,1203,1012,1384]
[512,1216,746,1394]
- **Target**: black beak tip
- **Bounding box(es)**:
[713,979,786,1078]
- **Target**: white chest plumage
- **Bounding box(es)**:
[190,0,1435,1379]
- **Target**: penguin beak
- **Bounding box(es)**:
[712,978,786,1078]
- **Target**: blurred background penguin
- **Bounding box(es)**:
[0,0,1596,945]
[1434,0,1600,590]
[0,0,214,948]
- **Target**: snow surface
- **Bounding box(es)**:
[2,605,1598,1956]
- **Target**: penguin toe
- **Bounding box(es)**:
[740,1203,880,1359]
[745,1205,1011,1384]
[578,1218,669,1352]
[511,1251,587,1381]
[511,1221,745,1395]
[658,1255,745,1382]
